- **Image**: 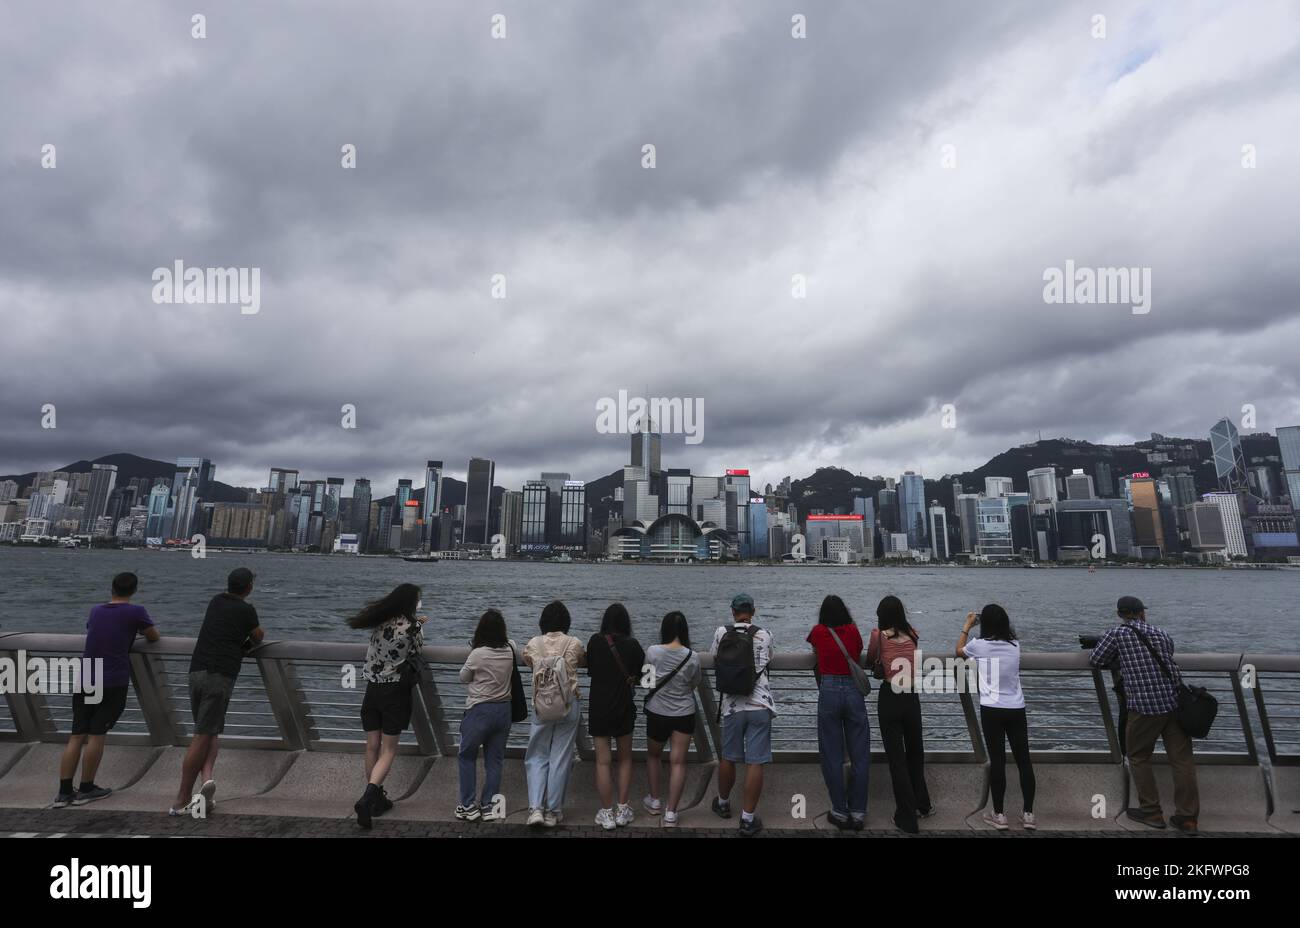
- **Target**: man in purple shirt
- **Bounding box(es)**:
[54,572,160,808]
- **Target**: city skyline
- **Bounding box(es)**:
[3,3,1299,495]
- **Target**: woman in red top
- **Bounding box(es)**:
[865,594,933,833]
[806,595,870,830]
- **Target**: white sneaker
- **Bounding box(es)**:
[663,810,679,828]
[615,803,635,827]
[642,794,663,816]
[200,779,216,804]
[543,810,561,828]
[527,807,546,827]
[1022,812,1037,830]
[595,807,617,830]
[983,810,1009,830]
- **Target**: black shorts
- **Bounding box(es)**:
[645,709,696,743]
[71,686,129,736]
[361,679,415,736]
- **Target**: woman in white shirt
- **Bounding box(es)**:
[957,604,1037,831]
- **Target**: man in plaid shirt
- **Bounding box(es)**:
[1089,596,1199,833]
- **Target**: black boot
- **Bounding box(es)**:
[355,783,381,829]
[374,787,394,816]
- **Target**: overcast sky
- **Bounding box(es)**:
[2,1,1298,494]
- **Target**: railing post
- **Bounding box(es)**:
[1092,668,1122,761]
[257,656,310,751]
[958,689,987,763]
[0,648,55,742]
[129,650,181,745]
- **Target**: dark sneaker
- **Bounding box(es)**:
[52,790,77,809]
[1170,815,1198,834]
[738,815,763,837]
[1126,808,1167,829]
[711,797,731,819]
[72,786,112,806]
[454,803,482,822]
[850,816,865,832]
[373,788,394,816]
[827,810,853,831]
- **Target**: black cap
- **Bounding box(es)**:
[228,567,256,593]
[1117,595,1145,615]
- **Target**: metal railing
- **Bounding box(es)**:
[2,632,1295,774]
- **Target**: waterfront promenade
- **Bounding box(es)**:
[1,632,1297,836]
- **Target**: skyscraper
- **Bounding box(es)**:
[1204,492,1248,557]
[145,483,170,539]
[1129,476,1165,555]
[499,490,523,552]
[1065,469,1095,500]
[1094,461,1114,498]
[172,458,214,502]
[876,485,899,535]
[956,493,981,553]
[1277,426,1300,505]
[1027,467,1058,503]
[985,476,1014,498]
[79,464,118,533]
[898,471,926,549]
[464,458,495,545]
[1209,417,1247,492]
[171,468,200,540]
[422,460,443,547]
[351,478,372,552]
[928,505,949,561]
[560,481,586,549]
[521,480,548,549]
[631,418,661,477]
[268,468,299,494]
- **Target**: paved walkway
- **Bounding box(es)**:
[0,806,1280,838]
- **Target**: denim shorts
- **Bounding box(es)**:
[721,709,773,765]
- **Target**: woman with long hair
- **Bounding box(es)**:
[456,608,517,822]
[806,594,870,830]
[586,602,645,830]
[642,610,700,828]
[958,603,1036,830]
[349,583,427,829]
[865,594,932,833]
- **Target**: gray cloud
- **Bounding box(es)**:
[2,0,1299,495]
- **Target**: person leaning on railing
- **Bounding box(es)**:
[55,571,160,809]
[866,595,933,834]
[347,582,428,829]
[806,595,870,832]
[1088,596,1200,833]
[956,604,1036,831]
[522,600,586,829]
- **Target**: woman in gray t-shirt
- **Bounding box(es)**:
[642,611,701,827]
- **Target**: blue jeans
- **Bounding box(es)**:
[524,696,582,812]
[458,701,512,808]
[817,675,871,817]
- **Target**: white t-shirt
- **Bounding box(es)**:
[962,637,1025,710]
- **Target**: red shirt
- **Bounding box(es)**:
[806,623,864,676]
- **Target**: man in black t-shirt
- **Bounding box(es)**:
[171,567,263,816]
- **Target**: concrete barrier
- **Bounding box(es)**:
[0,743,32,780]
[217,752,432,818]
[1115,763,1274,833]
[1266,766,1300,834]
[964,763,1127,832]
[0,743,162,809]
[90,746,298,813]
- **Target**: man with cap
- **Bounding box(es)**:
[709,592,775,836]
[1089,596,1199,832]
[171,567,264,816]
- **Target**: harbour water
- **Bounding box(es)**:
[1,547,1294,652]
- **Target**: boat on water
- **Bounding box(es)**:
[402,554,438,563]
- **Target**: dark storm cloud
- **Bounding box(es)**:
[2,0,1298,494]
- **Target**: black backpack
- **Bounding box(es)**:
[714,625,766,696]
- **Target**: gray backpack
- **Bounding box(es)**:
[532,640,575,722]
